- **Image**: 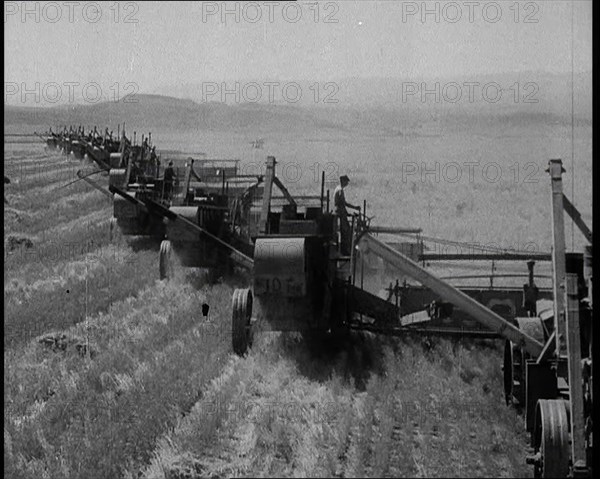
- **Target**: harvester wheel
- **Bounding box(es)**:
[232,288,253,356]
[529,399,570,478]
[159,240,173,280]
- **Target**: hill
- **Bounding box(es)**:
[4,86,590,141]
[3,95,344,134]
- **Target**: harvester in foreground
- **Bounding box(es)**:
[221,157,591,478]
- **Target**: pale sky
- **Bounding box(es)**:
[4,1,593,99]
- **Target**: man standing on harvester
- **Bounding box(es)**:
[163,161,176,200]
[333,174,360,255]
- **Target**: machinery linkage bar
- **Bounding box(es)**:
[368,226,423,234]
[562,193,593,244]
[109,184,150,211]
[145,199,255,270]
[77,170,113,199]
[420,252,552,261]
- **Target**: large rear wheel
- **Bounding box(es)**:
[528,399,570,478]
[232,288,253,356]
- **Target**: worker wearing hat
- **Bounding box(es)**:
[333,175,360,255]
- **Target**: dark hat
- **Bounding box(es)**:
[340,175,350,183]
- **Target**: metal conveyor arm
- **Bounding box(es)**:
[356,232,545,357]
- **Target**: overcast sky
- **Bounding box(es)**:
[4,1,592,99]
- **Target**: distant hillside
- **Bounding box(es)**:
[153,71,592,121]
[4,88,590,140]
[3,95,348,134]
[4,70,591,137]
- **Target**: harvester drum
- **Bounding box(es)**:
[159,198,231,280]
[231,235,332,355]
[254,237,329,326]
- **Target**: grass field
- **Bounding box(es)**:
[4,116,592,478]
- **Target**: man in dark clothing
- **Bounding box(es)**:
[149,146,158,172]
[163,161,176,200]
[333,175,360,255]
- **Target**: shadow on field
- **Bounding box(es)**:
[272,327,502,393]
[178,265,252,291]
[280,330,389,391]
[127,236,162,252]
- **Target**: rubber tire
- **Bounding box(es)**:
[532,399,570,478]
[159,240,172,280]
[232,288,253,356]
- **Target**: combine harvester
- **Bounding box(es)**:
[57,126,162,236]
[6,129,74,149]
[33,125,122,161]
[176,156,590,478]
[93,139,263,282]
[50,126,85,157]
[154,158,263,281]
[56,125,166,239]
[88,130,167,240]
[70,128,203,242]
[109,155,262,252]
[84,127,124,169]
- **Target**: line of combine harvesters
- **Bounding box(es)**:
[37,126,592,478]
[38,125,158,172]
